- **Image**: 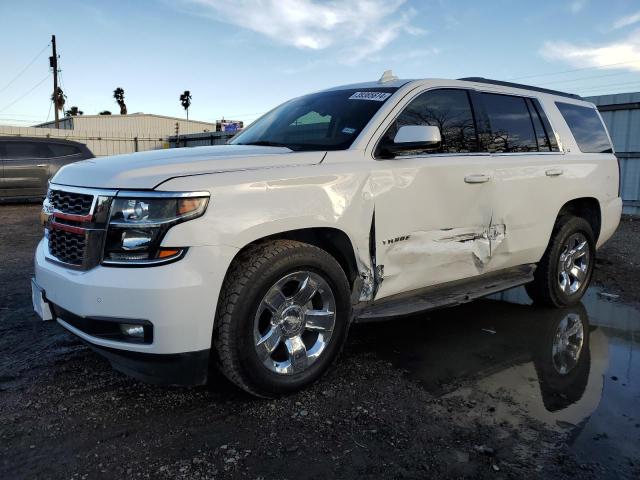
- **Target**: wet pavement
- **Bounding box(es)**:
[351,286,640,476]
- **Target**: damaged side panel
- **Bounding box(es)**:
[367,159,509,301]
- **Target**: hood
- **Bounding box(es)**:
[51,145,325,189]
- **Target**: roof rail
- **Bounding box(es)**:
[458,77,582,100]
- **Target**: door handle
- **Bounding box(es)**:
[36,164,47,168]
[545,168,563,177]
[464,174,491,184]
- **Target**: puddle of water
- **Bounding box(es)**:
[352,287,640,470]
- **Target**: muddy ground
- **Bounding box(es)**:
[1,204,638,479]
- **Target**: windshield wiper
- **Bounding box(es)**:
[238,141,293,148]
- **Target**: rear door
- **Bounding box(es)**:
[2,141,50,198]
[476,92,566,271]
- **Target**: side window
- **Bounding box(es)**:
[529,98,559,151]
[48,143,81,157]
[482,93,538,153]
[378,89,478,156]
[3,142,45,159]
[555,102,613,153]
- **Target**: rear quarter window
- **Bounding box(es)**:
[555,102,612,153]
[48,143,81,157]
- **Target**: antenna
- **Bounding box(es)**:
[378,70,398,84]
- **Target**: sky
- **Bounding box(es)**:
[2,0,640,127]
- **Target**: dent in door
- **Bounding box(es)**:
[377,218,507,293]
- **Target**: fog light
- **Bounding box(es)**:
[120,324,145,338]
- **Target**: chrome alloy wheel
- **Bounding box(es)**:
[551,312,585,375]
[253,271,336,375]
[557,232,590,295]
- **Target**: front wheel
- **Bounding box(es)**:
[526,216,595,307]
[214,240,351,397]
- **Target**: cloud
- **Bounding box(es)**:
[569,0,587,14]
[612,11,640,30]
[541,30,640,71]
[182,0,425,64]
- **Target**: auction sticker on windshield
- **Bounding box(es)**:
[348,92,392,101]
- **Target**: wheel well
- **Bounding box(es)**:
[242,228,360,287]
[557,198,601,241]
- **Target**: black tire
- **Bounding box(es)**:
[526,216,595,307]
[213,240,351,397]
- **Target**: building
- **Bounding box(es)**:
[586,92,640,215]
[36,113,216,136]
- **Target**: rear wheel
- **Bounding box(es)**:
[214,240,351,397]
[526,216,595,307]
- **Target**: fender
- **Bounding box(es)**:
[157,161,378,300]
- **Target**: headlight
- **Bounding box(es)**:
[103,192,209,266]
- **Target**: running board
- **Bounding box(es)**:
[354,264,536,322]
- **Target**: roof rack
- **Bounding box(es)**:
[458,77,582,100]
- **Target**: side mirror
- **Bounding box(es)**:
[381,125,441,157]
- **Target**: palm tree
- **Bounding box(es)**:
[65,106,83,117]
[113,87,127,115]
[180,90,192,120]
[99,110,112,115]
[51,87,66,114]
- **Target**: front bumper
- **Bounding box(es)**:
[35,239,238,376]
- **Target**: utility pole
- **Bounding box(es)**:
[50,35,59,128]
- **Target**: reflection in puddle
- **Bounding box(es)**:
[352,287,640,469]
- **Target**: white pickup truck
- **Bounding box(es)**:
[33,73,621,397]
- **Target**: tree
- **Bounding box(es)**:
[113,87,127,115]
[65,106,83,117]
[99,110,112,115]
[51,87,66,113]
[180,90,192,120]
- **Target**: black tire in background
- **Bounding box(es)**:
[213,240,352,397]
[526,216,596,307]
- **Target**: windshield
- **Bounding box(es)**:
[230,87,398,151]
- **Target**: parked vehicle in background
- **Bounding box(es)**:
[32,72,621,397]
[0,137,94,200]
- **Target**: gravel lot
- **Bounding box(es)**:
[1,204,638,479]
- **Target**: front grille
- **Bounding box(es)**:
[49,189,94,216]
[48,229,87,266]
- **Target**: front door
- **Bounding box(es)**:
[371,88,498,300]
[0,141,50,198]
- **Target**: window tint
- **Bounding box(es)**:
[482,93,538,152]
[230,87,397,151]
[524,98,552,151]
[379,89,478,156]
[555,102,612,153]
[529,98,559,151]
[48,143,81,157]
[3,142,45,159]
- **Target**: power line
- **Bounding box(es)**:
[45,100,53,123]
[0,43,50,95]
[575,79,640,93]
[508,60,640,81]
[0,74,51,113]
[538,70,638,86]
[0,113,45,118]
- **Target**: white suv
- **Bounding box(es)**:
[33,73,621,396]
